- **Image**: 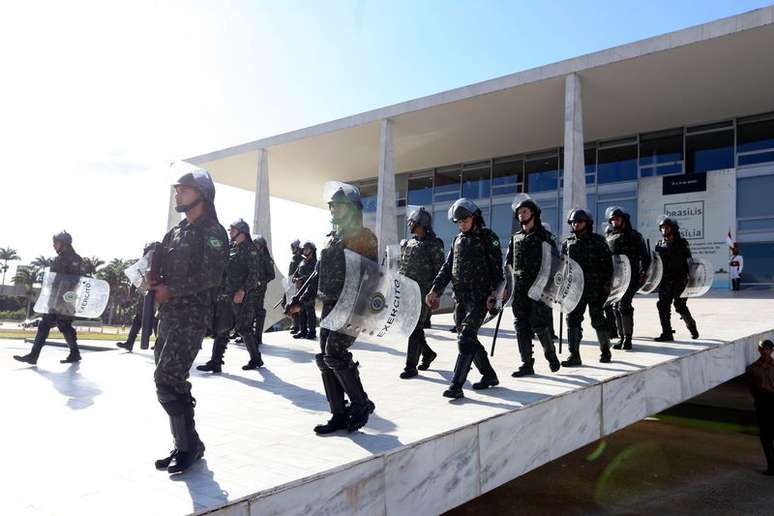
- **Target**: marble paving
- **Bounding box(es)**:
[2,291,772,516]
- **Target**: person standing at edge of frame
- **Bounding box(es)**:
[292,241,318,340]
[426,198,503,400]
[151,168,228,475]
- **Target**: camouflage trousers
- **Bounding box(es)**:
[154,313,207,395]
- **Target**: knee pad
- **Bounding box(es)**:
[315,353,327,371]
[323,350,353,371]
[457,333,480,355]
[157,385,186,416]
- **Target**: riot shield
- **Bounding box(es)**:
[638,252,663,294]
[320,249,421,342]
[527,242,584,314]
[383,244,402,272]
[483,265,514,325]
[124,253,150,290]
[282,276,298,300]
[681,258,714,298]
[605,254,632,306]
[34,270,110,319]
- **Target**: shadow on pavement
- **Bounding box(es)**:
[31,362,103,410]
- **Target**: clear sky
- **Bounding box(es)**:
[0,0,770,281]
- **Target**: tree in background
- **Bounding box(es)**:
[82,256,105,276]
[0,247,21,288]
[12,265,40,317]
[97,258,133,325]
[31,255,53,270]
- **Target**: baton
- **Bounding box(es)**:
[558,315,563,354]
[490,308,504,357]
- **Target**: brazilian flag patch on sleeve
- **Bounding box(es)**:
[208,237,223,249]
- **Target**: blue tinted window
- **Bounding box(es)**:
[491,202,515,246]
[362,196,377,213]
[686,130,734,173]
[407,175,433,205]
[492,160,522,196]
[597,145,637,183]
[525,155,558,192]
[434,169,460,203]
[737,174,774,219]
[639,132,683,166]
[738,119,774,153]
[737,242,774,284]
[738,151,774,166]
[461,166,491,200]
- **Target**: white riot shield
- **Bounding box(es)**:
[681,258,714,298]
[123,253,150,290]
[483,265,514,325]
[605,254,632,306]
[638,253,663,294]
[34,270,110,319]
[528,242,584,314]
[320,249,421,342]
[383,244,402,272]
[282,276,298,300]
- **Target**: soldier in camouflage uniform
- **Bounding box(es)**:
[117,242,158,352]
[288,183,377,434]
[398,207,444,379]
[603,206,651,351]
[292,241,317,339]
[561,209,614,367]
[151,168,228,475]
[427,198,503,399]
[654,216,699,341]
[197,218,262,373]
[253,234,276,348]
[288,239,303,334]
[507,197,561,377]
[14,231,85,365]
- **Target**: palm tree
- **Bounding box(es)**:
[12,265,39,317]
[31,255,53,270]
[82,256,105,276]
[97,258,132,325]
[0,247,21,287]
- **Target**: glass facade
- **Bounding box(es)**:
[352,111,774,284]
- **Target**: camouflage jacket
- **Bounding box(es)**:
[313,225,378,304]
[506,225,555,294]
[51,248,84,275]
[159,215,228,320]
[604,225,651,275]
[399,233,445,296]
[432,225,503,299]
[656,235,691,282]
[256,248,276,288]
[562,231,613,297]
[222,239,259,297]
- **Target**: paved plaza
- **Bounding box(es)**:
[2,292,773,516]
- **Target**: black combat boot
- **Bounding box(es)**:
[443,354,474,399]
[197,338,226,373]
[655,309,674,341]
[472,349,499,390]
[536,328,561,372]
[13,353,38,365]
[681,312,699,340]
[293,330,309,339]
[333,363,375,432]
[561,326,583,367]
[155,449,178,470]
[401,331,424,379]
[167,394,204,474]
[621,312,634,350]
[315,368,349,434]
[597,329,612,363]
[242,339,263,370]
[512,330,535,377]
[60,352,81,364]
[418,347,437,371]
[116,341,133,352]
[761,439,774,475]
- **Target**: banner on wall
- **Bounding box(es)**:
[637,169,736,289]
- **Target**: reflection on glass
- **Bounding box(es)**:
[434,168,460,203]
[407,174,433,206]
[525,155,558,192]
[686,130,734,173]
[359,183,378,213]
[462,164,491,200]
[737,119,774,153]
[597,144,637,183]
[492,159,523,196]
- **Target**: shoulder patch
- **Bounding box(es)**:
[208,237,224,249]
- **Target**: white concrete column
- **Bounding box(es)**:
[253,148,272,252]
[166,185,180,231]
[376,118,399,254]
[562,73,588,237]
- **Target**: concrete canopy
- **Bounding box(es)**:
[188,8,774,209]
